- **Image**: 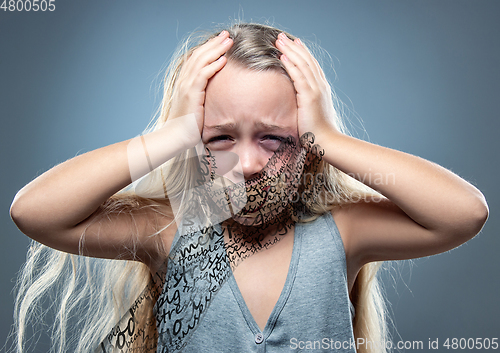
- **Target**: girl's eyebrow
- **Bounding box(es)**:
[204,122,237,131]
[204,122,289,131]
[255,121,289,131]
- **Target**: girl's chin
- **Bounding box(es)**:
[230,213,263,226]
[230,204,292,227]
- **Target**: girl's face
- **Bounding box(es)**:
[203,62,304,225]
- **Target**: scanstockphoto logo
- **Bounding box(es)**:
[290,337,425,351]
[1,0,56,12]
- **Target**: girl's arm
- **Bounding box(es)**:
[10,124,188,266]
[276,34,488,266]
[319,133,488,263]
[10,31,234,268]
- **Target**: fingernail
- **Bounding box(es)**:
[281,54,288,62]
[296,38,302,45]
[279,33,287,40]
[218,30,227,37]
[277,38,285,47]
[222,37,231,45]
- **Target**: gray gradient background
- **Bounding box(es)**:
[1,0,498,351]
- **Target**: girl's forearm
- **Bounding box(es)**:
[315,130,488,236]
[10,114,199,236]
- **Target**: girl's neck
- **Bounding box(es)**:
[222,207,295,269]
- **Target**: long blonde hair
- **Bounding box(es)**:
[10,22,389,353]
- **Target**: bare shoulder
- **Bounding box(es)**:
[329,200,390,292]
[329,200,395,268]
[330,198,397,251]
[331,198,402,231]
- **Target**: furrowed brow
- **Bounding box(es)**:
[255,121,289,131]
[204,122,237,131]
[204,121,291,132]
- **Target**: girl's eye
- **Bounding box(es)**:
[205,135,285,150]
[261,135,285,151]
[264,135,285,142]
[207,135,232,143]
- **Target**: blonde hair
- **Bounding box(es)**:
[10,22,389,353]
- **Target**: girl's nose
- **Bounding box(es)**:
[234,144,268,181]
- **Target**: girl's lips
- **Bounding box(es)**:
[245,185,271,214]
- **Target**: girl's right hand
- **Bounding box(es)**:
[168,30,233,134]
[9,31,233,268]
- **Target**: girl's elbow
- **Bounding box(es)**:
[469,192,489,235]
[438,190,489,245]
[457,191,489,240]
[10,191,30,233]
[10,189,42,237]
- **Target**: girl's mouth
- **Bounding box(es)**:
[244,185,270,215]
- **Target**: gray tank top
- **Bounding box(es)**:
[156,211,356,352]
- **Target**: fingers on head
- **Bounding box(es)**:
[189,33,232,70]
[278,35,328,88]
[198,56,227,83]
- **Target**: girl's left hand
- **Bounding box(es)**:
[276,31,489,283]
[275,32,339,145]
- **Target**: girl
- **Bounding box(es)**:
[10,23,488,353]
